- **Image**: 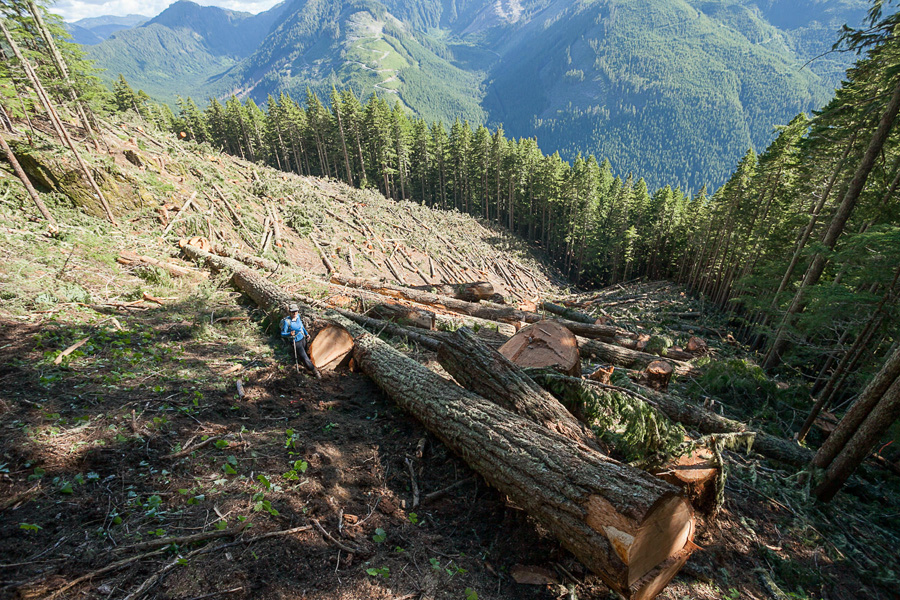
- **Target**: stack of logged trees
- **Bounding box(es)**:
[180,242,697,600]
[201,243,813,469]
[327,274,697,375]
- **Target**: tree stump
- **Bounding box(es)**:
[645,361,674,391]
[686,337,708,355]
[652,439,718,512]
[589,365,615,384]
[499,320,581,376]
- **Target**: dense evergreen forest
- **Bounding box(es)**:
[1,0,899,501]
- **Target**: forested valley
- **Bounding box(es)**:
[1,0,900,598]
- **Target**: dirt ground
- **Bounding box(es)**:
[1,305,897,600]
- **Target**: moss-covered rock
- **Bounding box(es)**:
[10,141,147,218]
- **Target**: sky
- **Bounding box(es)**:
[50,0,282,23]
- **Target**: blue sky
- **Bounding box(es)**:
[51,0,282,23]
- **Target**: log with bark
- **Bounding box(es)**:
[210,242,281,272]
[300,296,443,351]
[368,302,436,330]
[438,327,600,451]
[522,370,718,508]
[579,338,694,376]
[330,274,635,340]
[316,279,516,337]
[557,375,813,468]
[540,301,598,324]
[181,245,295,317]
[345,320,695,600]
[118,251,205,280]
[499,320,581,376]
[413,281,495,302]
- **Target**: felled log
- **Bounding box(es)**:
[344,320,695,600]
[540,301,597,324]
[311,235,335,274]
[300,296,443,351]
[317,279,516,338]
[309,323,354,371]
[210,242,281,272]
[181,245,294,318]
[414,281,495,302]
[579,338,694,376]
[118,251,205,279]
[499,320,581,376]
[330,274,634,340]
[368,303,436,330]
[646,361,674,391]
[438,328,599,450]
[663,348,695,362]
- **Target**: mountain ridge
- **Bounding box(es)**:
[81,0,868,189]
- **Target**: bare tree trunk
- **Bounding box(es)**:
[0,130,59,232]
[811,344,900,475]
[764,82,900,369]
[797,264,900,441]
[0,20,65,142]
[813,373,900,502]
[26,1,99,151]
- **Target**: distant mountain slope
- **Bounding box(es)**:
[482,0,862,188]
[66,15,150,46]
[83,0,867,189]
[85,2,287,101]
[218,0,488,124]
[66,14,148,45]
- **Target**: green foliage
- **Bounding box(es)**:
[365,566,390,578]
[527,369,686,462]
[690,359,785,411]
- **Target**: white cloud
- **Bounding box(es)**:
[50,0,283,23]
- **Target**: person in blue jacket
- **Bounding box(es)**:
[281,303,320,378]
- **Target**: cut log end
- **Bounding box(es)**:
[686,337,708,355]
[631,547,694,600]
[498,320,581,376]
[309,324,354,371]
[585,493,694,588]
